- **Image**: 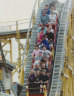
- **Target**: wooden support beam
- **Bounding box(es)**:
[63,9,73,96]
[9,39,12,62]
[2,43,7,47]
[1,39,10,43]
[72,0,74,95]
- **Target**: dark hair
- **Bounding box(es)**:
[43,56,47,58]
[42,10,46,13]
[35,45,39,48]
[45,5,48,6]
[51,5,55,8]
[43,45,47,48]
[42,35,45,38]
[41,28,44,30]
[40,60,46,63]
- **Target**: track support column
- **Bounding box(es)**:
[72,0,74,96]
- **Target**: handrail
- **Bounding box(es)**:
[55,0,71,94]
[49,0,71,96]
[0,18,30,24]
[0,22,30,28]
[21,0,38,67]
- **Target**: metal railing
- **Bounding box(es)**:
[0,19,30,33]
[49,0,72,96]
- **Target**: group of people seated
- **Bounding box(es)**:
[28,4,59,94]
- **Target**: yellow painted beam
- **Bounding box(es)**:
[68,70,72,96]
[32,12,35,25]
[6,90,10,94]
[16,39,24,50]
[1,39,10,43]
[63,9,73,96]
[26,86,29,96]
[3,50,10,53]
[0,70,2,80]
[19,67,24,85]
[55,93,58,96]
[9,39,12,62]
[12,65,20,75]
[63,76,68,96]
[2,43,7,47]
[72,0,74,96]
[0,55,2,60]
[43,85,47,96]
[16,21,22,84]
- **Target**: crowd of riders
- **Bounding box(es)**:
[28,4,59,94]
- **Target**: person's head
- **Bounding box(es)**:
[35,45,39,50]
[42,63,46,68]
[41,60,46,64]
[33,60,39,68]
[51,5,55,10]
[43,56,48,61]
[47,25,52,33]
[34,64,39,68]
[45,34,48,38]
[42,10,46,16]
[30,70,34,75]
[42,36,45,40]
[42,69,47,75]
[40,29,44,33]
[45,5,48,10]
[38,51,43,57]
[36,70,40,76]
[48,25,52,29]
[51,9,54,14]
[42,25,45,29]
[43,45,47,51]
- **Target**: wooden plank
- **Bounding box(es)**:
[0,69,2,80]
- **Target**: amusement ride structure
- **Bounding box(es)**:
[0,0,74,96]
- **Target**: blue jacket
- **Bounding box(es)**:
[41,39,50,50]
[41,9,51,15]
[40,14,49,25]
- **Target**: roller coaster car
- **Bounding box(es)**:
[26,84,47,96]
[26,15,58,96]
[29,93,44,96]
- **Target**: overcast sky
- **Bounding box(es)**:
[0,0,36,22]
[0,0,66,23]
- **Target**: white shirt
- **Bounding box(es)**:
[51,29,54,33]
[33,60,40,66]
[48,14,56,24]
[42,50,51,58]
